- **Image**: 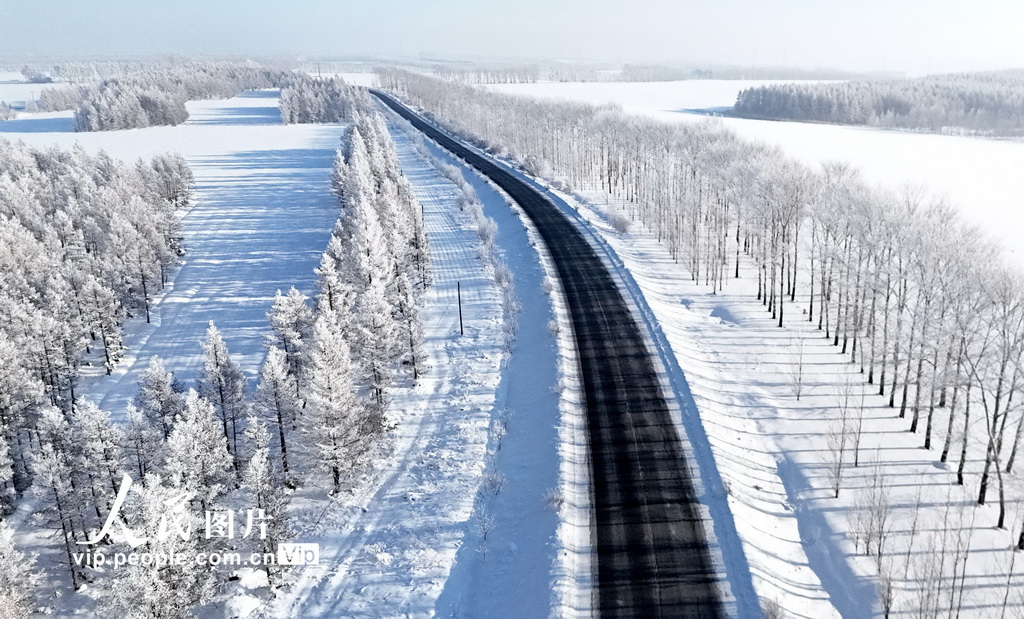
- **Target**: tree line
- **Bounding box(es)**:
[0,139,192,508]
[733,70,1024,136]
[381,67,1024,612]
[0,110,431,616]
[28,62,294,131]
[278,74,372,124]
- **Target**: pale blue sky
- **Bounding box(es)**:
[2,0,1023,73]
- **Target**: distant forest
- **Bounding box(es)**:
[733,71,1024,136]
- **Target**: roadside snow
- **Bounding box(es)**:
[393,114,568,619]
[541,183,1024,617]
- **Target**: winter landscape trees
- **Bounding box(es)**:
[381,67,1024,614]
[0,140,192,513]
[278,74,371,124]
[733,70,1024,136]
[0,86,431,614]
[71,62,291,131]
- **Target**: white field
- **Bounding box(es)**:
[489,81,1024,270]
[0,92,343,413]
[0,71,45,107]
[2,89,574,617]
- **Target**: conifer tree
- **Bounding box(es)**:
[197,322,247,474]
[254,347,300,479]
[164,389,232,511]
[305,312,373,493]
[241,415,289,585]
[0,520,39,618]
[134,356,184,439]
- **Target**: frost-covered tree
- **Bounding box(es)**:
[314,245,349,315]
[395,272,426,380]
[74,62,290,131]
[733,70,1024,137]
[0,432,13,512]
[0,337,41,500]
[104,474,213,619]
[31,437,82,588]
[305,312,374,493]
[134,356,184,439]
[164,390,232,511]
[197,322,247,474]
[241,415,289,585]
[254,347,300,479]
[266,288,314,389]
[69,400,124,520]
[0,138,190,422]
[278,75,370,124]
[0,521,38,619]
[123,404,163,482]
[357,274,398,405]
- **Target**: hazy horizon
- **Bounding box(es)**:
[2,1,1024,75]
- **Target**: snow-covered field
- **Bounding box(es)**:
[3,86,582,617]
[489,80,1024,270]
[0,91,343,413]
[260,123,510,617]
[0,71,44,108]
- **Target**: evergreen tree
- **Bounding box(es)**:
[104,474,213,619]
[68,400,124,521]
[241,415,289,585]
[164,390,232,511]
[357,274,398,406]
[197,322,247,474]
[395,272,426,380]
[254,347,300,479]
[134,356,183,439]
[266,288,314,388]
[123,404,162,482]
[0,521,38,619]
[305,312,373,493]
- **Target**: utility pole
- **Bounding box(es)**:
[457,281,464,335]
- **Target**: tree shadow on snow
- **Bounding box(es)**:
[0,115,75,133]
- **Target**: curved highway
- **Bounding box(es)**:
[373,90,724,618]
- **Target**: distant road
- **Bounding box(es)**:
[373,90,724,618]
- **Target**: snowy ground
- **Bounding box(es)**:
[0,90,344,413]
[261,110,570,618]
[2,90,347,614]
[489,80,1024,270]
[0,71,44,108]
[530,180,1024,617]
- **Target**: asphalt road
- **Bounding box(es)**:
[373,90,724,618]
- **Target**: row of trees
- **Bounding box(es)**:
[734,70,1024,136]
[69,62,292,131]
[8,109,432,617]
[381,68,1024,610]
[0,139,193,511]
[618,64,867,82]
[26,326,286,613]
[429,64,541,84]
[278,75,372,124]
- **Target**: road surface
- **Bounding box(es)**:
[373,90,724,618]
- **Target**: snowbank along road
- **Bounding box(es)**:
[372,90,724,618]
